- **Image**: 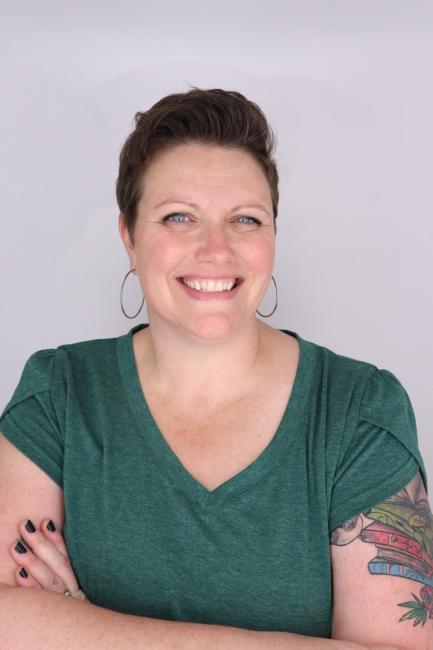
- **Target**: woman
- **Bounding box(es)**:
[0,87,431,649]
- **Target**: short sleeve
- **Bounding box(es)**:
[0,349,64,488]
[329,368,428,531]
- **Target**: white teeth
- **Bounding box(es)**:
[182,278,237,292]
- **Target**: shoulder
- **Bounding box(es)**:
[310,336,377,383]
[7,331,123,405]
[52,331,123,375]
[309,336,419,443]
[300,334,427,477]
[301,334,415,412]
[298,334,379,420]
[315,342,418,450]
[56,331,120,358]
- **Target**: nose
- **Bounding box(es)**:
[195,222,234,262]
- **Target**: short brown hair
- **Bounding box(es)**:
[116,86,279,244]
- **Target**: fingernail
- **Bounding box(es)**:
[25,520,36,533]
[18,535,33,553]
[47,520,56,532]
[14,540,27,554]
[19,567,28,578]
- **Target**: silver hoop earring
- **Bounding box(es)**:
[256,275,278,318]
[120,269,145,319]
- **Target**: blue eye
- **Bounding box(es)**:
[162,213,261,226]
[163,213,189,223]
[237,216,261,225]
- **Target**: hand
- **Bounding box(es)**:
[10,518,88,601]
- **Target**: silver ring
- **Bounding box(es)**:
[63,588,88,602]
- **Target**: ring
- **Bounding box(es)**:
[63,587,88,602]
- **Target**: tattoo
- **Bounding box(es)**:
[329,515,363,546]
[330,472,433,627]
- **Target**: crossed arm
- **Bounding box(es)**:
[1,433,432,649]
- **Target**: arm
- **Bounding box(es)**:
[0,434,396,650]
[0,585,390,650]
[330,470,433,650]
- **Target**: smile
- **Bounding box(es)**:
[181,278,239,292]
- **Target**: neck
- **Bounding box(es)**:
[133,317,272,410]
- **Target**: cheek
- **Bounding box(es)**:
[241,238,275,272]
[136,234,185,281]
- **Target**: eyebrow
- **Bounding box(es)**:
[152,198,271,216]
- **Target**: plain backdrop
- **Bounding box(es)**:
[1,1,432,483]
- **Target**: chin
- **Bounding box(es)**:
[181,315,240,341]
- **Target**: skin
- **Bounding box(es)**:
[118,141,279,408]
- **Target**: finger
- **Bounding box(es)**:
[10,540,68,594]
[18,520,78,591]
[39,519,69,560]
[17,520,80,593]
[13,565,42,589]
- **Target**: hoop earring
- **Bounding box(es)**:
[256,275,278,318]
[120,269,145,319]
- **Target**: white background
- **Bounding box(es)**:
[1,1,432,482]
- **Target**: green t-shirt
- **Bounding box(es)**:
[0,323,427,637]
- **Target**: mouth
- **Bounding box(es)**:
[178,277,243,293]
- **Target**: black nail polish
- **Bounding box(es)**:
[18,535,33,553]
[25,520,36,533]
[19,567,28,578]
[47,520,56,532]
[14,541,27,554]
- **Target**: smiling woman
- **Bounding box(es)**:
[118,140,276,342]
[0,86,431,650]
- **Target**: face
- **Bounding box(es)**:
[119,142,275,340]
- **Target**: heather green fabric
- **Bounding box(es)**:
[0,323,427,637]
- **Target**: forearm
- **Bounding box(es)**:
[0,585,252,650]
[0,585,399,650]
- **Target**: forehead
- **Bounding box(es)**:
[140,142,271,205]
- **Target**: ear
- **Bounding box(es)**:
[118,213,137,269]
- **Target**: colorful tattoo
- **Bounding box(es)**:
[330,472,433,627]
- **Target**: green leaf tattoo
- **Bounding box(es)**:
[398,586,433,627]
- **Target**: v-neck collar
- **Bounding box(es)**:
[117,322,315,510]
